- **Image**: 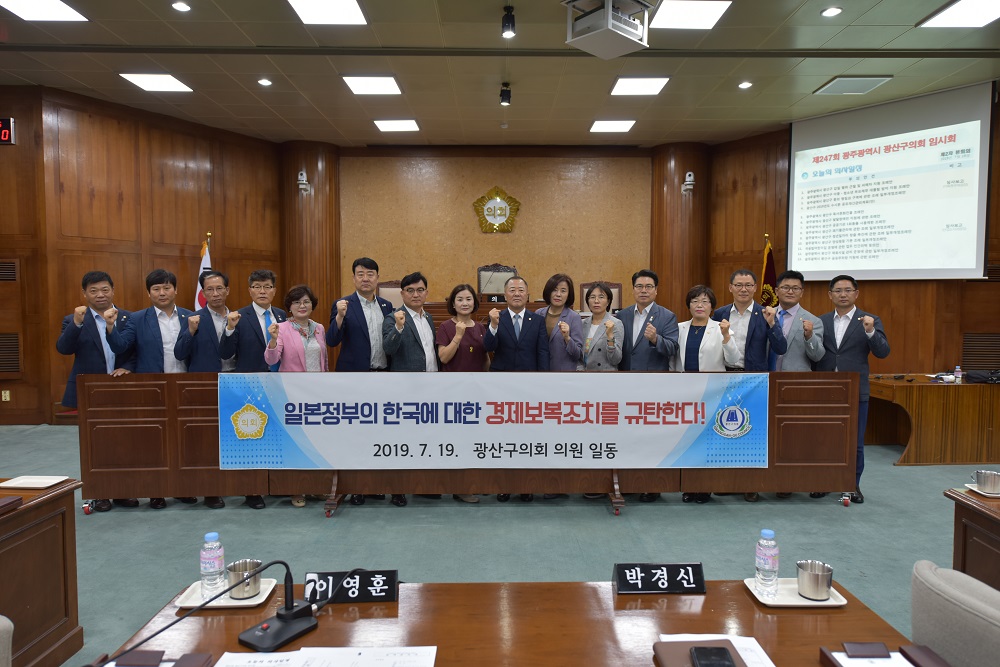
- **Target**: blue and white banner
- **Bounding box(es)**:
[219,373,769,470]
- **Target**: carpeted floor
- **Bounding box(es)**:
[0,424,973,666]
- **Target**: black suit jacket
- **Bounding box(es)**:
[814,308,890,401]
[56,307,134,408]
[712,302,787,371]
[326,292,394,372]
[217,304,287,372]
[483,309,549,371]
[174,306,227,372]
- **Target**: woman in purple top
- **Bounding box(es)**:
[435,283,489,372]
[535,273,583,372]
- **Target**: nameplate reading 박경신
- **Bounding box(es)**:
[304,570,399,604]
[613,563,707,594]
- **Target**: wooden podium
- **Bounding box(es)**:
[78,372,858,507]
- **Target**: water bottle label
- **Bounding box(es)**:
[200,553,224,573]
[755,546,778,570]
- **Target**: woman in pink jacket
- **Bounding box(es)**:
[264,284,328,507]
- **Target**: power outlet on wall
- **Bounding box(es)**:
[1,390,10,402]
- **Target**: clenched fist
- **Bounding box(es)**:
[802,318,813,339]
[861,315,874,333]
[604,319,615,337]
[762,306,777,327]
[336,299,348,318]
[489,308,500,328]
[226,311,241,330]
[720,319,730,341]
[644,322,657,343]
[394,310,406,329]
[268,321,280,339]
[103,307,118,326]
[558,320,570,341]
[454,320,469,339]
[73,305,89,326]
[187,314,201,334]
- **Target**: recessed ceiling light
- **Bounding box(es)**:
[814,76,892,95]
[375,120,419,132]
[820,7,842,18]
[738,81,753,89]
[919,0,1000,28]
[651,1,732,30]
[172,2,191,11]
[288,0,366,25]
[119,73,192,92]
[0,0,87,21]
[258,78,272,87]
[590,120,635,133]
[611,77,669,95]
[342,76,401,95]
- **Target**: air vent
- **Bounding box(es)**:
[962,333,1000,370]
[0,261,16,281]
[986,265,1000,281]
[0,333,20,373]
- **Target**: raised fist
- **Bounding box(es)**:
[489,308,500,327]
[454,320,469,338]
[103,307,118,325]
[802,318,813,339]
[187,314,200,334]
[73,305,88,326]
[558,320,570,340]
[720,319,730,338]
[336,299,348,317]
[604,319,615,336]
[394,310,406,328]
[226,311,241,330]
[268,321,280,338]
[644,322,657,343]
[861,315,874,333]
[762,306,777,327]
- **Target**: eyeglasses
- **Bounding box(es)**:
[777,285,803,293]
[689,299,712,306]
[250,284,275,291]
[202,287,227,294]
[633,284,656,291]
[732,283,756,291]
[831,288,857,295]
[403,287,427,295]
[289,299,313,307]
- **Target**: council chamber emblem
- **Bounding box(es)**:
[713,405,752,438]
[231,403,268,440]
[473,185,520,233]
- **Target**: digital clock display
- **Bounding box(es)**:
[0,118,14,145]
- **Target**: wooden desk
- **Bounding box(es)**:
[0,478,83,667]
[868,375,1000,464]
[116,580,907,666]
[944,487,1000,590]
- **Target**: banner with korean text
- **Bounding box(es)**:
[218,373,768,469]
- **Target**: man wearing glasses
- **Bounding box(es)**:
[712,269,787,373]
[383,272,438,372]
[770,270,824,372]
[174,270,236,374]
[616,269,678,373]
[815,275,890,504]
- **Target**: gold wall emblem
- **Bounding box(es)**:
[231,404,268,440]
[473,186,520,233]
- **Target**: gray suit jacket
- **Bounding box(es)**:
[383,307,437,372]
[615,302,678,371]
[777,306,825,371]
[579,314,623,371]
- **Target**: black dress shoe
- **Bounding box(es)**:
[149,497,167,510]
[93,499,113,512]
[850,487,865,504]
[349,494,365,505]
[682,493,694,503]
[245,495,265,509]
[204,496,225,509]
[496,494,511,502]
[776,492,792,499]
[809,492,828,499]
[694,493,711,504]
[175,497,198,504]
[391,494,408,507]
[743,492,760,503]
[519,494,534,502]
[113,498,140,508]
[638,493,660,503]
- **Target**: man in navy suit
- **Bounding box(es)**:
[217,269,286,509]
[484,275,549,503]
[106,268,198,510]
[815,275,890,504]
[615,269,679,503]
[173,269,233,509]
[56,270,137,512]
[327,257,394,372]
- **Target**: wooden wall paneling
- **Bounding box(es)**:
[960,282,1000,333]
[0,89,43,240]
[142,125,216,248]
[219,140,281,255]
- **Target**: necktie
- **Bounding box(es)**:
[264,310,279,371]
[768,310,788,371]
[513,313,521,340]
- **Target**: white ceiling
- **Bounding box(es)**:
[0,0,998,146]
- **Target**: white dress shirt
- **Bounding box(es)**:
[155,306,186,374]
[88,307,116,374]
[726,303,754,369]
[209,307,236,372]
[405,306,438,372]
[358,292,387,369]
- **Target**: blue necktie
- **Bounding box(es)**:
[513,313,521,339]
[768,310,787,371]
[264,310,279,371]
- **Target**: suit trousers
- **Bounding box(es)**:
[856,399,869,487]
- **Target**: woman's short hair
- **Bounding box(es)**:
[542,273,575,309]
[283,284,318,312]
[585,282,614,306]
[685,285,717,309]
[446,284,479,316]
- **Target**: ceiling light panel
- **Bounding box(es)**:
[919,0,1000,28]
[814,76,891,95]
[0,0,87,21]
[288,0,366,25]
[820,7,842,18]
[375,120,419,132]
[343,76,401,95]
[611,78,670,95]
[590,120,635,132]
[120,73,192,92]
[651,1,732,30]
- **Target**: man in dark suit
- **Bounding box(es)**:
[327,257,394,372]
[217,268,286,509]
[172,269,232,509]
[815,274,890,504]
[616,269,678,373]
[615,269,679,503]
[56,270,137,512]
[105,268,197,510]
[484,275,549,503]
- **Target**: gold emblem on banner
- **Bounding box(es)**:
[473,186,520,233]
[231,404,268,440]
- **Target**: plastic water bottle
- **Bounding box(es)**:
[954,365,963,384]
[754,528,779,599]
[199,532,225,601]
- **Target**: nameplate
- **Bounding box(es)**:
[305,570,399,603]
[484,294,507,303]
[612,562,706,594]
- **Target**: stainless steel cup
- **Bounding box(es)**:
[796,560,833,601]
[974,470,1000,493]
[227,559,263,600]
